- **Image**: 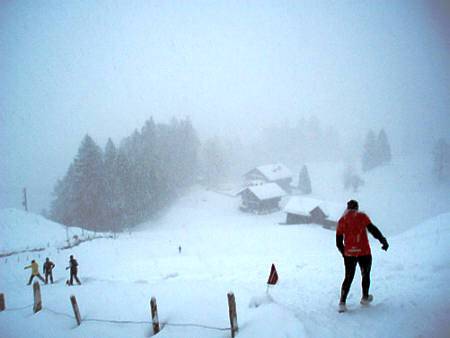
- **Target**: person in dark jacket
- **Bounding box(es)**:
[24,260,45,285]
[336,200,389,312]
[65,255,81,285]
[43,257,56,284]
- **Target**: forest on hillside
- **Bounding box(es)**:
[50,117,199,231]
[49,115,449,232]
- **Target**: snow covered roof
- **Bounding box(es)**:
[239,183,286,200]
[284,196,323,215]
[283,196,345,221]
[246,163,293,181]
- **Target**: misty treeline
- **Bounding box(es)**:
[50,117,199,232]
[200,119,394,186]
[48,114,400,232]
[198,117,348,186]
[362,129,391,172]
[343,129,391,192]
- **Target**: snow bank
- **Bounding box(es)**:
[0,208,98,255]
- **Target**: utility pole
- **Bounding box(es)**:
[22,188,28,212]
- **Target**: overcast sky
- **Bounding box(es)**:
[1,0,449,212]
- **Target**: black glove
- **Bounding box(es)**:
[381,238,389,251]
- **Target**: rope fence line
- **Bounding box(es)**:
[44,307,231,330]
[43,306,77,319]
[10,304,232,330]
[45,306,153,325]
[164,322,230,331]
[84,318,152,325]
[0,288,238,336]
[4,304,33,311]
[2,302,231,329]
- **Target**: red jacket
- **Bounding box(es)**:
[336,210,372,256]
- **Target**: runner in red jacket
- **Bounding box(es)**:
[336,200,389,312]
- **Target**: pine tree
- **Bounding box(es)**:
[50,163,77,226]
[71,134,106,231]
[117,130,150,226]
[104,138,117,171]
[377,129,392,165]
[177,117,200,186]
[140,118,159,213]
[50,135,106,230]
[114,147,133,227]
[362,130,378,172]
[298,165,312,194]
[104,138,120,233]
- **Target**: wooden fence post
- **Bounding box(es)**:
[33,282,42,313]
[70,295,82,326]
[227,292,238,338]
[150,297,160,334]
[0,293,5,311]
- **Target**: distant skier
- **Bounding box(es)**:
[24,260,45,285]
[65,255,81,285]
[336,200,389,312]
[43,257,56,284]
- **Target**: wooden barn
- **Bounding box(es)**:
[237,183,286,214]
[244,163,293,192]
[283,196,345,229]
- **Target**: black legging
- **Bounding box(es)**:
[45,271,54,284]
[70,269,81,285]
[340,255,372,303]
[28,273,45,285]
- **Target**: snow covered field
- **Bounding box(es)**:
[1,159,449,337]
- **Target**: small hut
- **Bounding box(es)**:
[283,196,345,229]
[238,183,286,214]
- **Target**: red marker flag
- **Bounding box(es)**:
[267,264,279,285]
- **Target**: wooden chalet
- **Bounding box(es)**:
[283,196,345,229]
[244,163,293,192]
[237,183,286,214]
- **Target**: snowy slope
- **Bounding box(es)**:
[1,157,449,337]
[0,186,449,338]
[0,209,98,255]
[291,155,450,236]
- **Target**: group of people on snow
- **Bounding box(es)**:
[24,255,81,286]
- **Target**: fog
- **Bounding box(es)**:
[1,0,449,213]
